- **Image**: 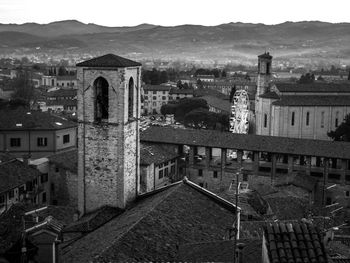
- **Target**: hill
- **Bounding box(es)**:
[0,20,349,64]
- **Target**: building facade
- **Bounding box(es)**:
[142,84,171,115]
[0,109,77,158]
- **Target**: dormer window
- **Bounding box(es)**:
[94,77,109,122]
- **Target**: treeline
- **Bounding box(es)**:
[160,98,229,131]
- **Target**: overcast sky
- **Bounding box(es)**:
[0,0,349,26]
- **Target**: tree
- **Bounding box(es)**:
[196,79,203,89]
[298,73,315,84]
[222,70,227,78]
[10,70,34,105]
[327,114,350,142]
[177,80,183,89]
[160,104,177,116]
[166,98,209,122]
[58,66,67,76]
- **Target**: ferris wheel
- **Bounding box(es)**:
[230,89,250,134]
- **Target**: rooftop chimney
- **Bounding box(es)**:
[236,243,245,263]
[22,154,31,166]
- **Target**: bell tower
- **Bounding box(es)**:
[256,52,272,97]
[76,54,141,215]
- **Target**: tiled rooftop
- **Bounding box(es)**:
[76,54,141,68]
[140,143,179,165]
[201,95,231,113]
[259,91,280,99]
[169,87,194,94]
[0,108,77,130]
[46,89,77,97]
[143,84,171,91]
[46,99,77,107]
[263,222,328,263]
[272,95,350,106]
[0,158,41,193]
[178,238,262,263]
[275,82,350,93]
[61,179,239,262]
[140,126,350,159]
[0,204,75,254]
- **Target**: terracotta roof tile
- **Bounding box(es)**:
[76,54,141,68]
[272,95,350,106]
[264,222,328,263]
[61,180,239,262]
[143,84,171,91]
[0,159,41,193]
[140,143,179,165]
[140,126,350,160]
[275,82,350,93]
[0,108,76,130]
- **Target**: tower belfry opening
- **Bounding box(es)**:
[94,77,109,122]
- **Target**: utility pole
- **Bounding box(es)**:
[233,167,242,263]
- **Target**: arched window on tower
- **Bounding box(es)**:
[94,77,109,122]
[128,77,134,119]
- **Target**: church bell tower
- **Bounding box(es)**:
[76,54,141,215]
[256,52,272,97]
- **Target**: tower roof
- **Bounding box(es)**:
[258,52,272,59]
[76,54,141,68]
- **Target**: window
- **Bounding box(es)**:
[163,91,166,94]
[10,138,21,147]
[40,173,48,183]
[291,112,295,126]
[264,114,267,128]
[9,190,14,199]
[42,192,47,203]
[152,102,156,106]
[63,134,70,144]
[335,111,339,127]
[37,137,48,147]
[128,77,134,119]
[55,167,59,173]
[162,96,166,100]
[144,96,148,100]
[321,112,325,128]
[199,183,204,187]
[153,91,157,94]
[94,77,109,122]
[153,96,157,100]
[213,171,218,178]
[346,191,350,197]
[159,170,163,179]
[306,112,310,126]
[164,168,169,177]
[0,195,4,204]
[171,165,175,174]
[198,169,203,177]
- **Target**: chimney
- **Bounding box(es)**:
[236,243,245,263]
[22,154,31,166]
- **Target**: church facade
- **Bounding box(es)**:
[255,53,350,140]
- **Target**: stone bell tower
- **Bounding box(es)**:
[256,52,272,98]
[76,54,141,215]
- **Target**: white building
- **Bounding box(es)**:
[254,52,350,140]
